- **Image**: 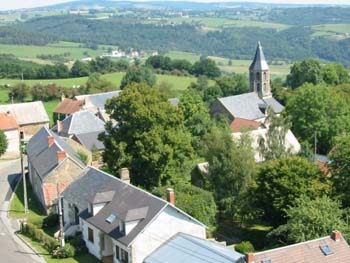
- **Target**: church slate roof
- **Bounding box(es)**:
[217,92,284,121]
[249,41,269,71]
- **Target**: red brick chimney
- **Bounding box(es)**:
[57,151,66,162]
[47,136,55,147]
[166,188,175,205]
[246,253,255,263]
[332,230,341,241]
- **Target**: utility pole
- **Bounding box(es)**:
[57,184,65,247]
[20,131,28,214]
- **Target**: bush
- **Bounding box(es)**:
[235,241,255,254]
[42,213,59,228]
[53,244,75,258]
[66,232,88,255]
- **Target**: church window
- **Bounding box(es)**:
[263,72,267,81]
[257,83,261,92]
[256,72,260,80]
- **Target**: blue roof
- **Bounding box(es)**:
[144,233,244,263]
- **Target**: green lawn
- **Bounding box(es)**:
[311,23,350,38]
[43,100,60,126]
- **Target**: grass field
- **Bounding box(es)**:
[167,17,289,31]
[0,41,118,62]
[311,23,350,38]
[0,72,197,91]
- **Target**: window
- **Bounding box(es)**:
[263,71,267,81]
[264,83,267,92]
[257,83,261,92]
[320,245,333,256]
[256,72,260,80]
[88,227,94,243]
[106,213,117,224]
[116,245,128,263]
[121,248,129,263]
[116,246,120,260]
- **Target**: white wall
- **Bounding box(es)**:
[2,129,19,158]
[82,220,102,259]
[131,205,206,263]
[125,220,139,235]
[93,203,106,215]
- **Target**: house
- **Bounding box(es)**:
[0,101,49,138]
[53,97,84,121]
[61,166,206,263]
[0,112,20,159]
[144,232,244,263]
[245,231,350,263]
[75,90,122,115]
[52,110,105,151]
[210,42,300,161]
[26,127,86,212]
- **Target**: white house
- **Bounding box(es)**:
[61,166,206,263]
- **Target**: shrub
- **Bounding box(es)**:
[66,232,88,255]
[52,244,75,258]
[42,213,59,228]
[235,241,255,254]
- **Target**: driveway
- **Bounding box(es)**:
[0,159,45,263]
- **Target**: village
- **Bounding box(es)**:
[0,41,349,263]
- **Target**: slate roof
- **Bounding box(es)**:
[75,91,121,110]
[249,41,269,71]
[72,131,105,150]
[27,127,85,180]
[0,101,49,125]
[218,92,284,121]
[0,113,19,131]
[251,231,350,263]
[144,232,244,263]
[59,110,105,135]
[63,167,205,247]
[54,98,83,115]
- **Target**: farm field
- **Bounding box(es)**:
[0,41,118,62]
[311,23,350,38]
[0,72,197,91]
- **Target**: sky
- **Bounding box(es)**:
[1,0,349,11]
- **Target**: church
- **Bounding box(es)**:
[211,42,300,161]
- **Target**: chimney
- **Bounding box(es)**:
[47,136,55,147]
[166,188,175,205]
[57,151,66,162]
[246,253,255,263]
[332,230,341,242]
[119,168,130,184]
[57,120,63,133]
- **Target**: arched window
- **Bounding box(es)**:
[263,71,267,81]
[256,72,260,80]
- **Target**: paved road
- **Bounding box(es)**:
[0,159,45,263]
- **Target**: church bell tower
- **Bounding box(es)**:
[249,42,271,99]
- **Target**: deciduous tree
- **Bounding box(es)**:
[0,130,8,157]
[100,83,194,189]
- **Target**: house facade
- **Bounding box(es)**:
[0,112,20,159]
[27,127,85,212]
[62,167,206,263]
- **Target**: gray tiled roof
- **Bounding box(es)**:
[218,92,266,120]
[63,167,204,247]
[144,233,244,263]
[73,131,105,150]
[0,101,49,125]
[263,97,284,114]
[249,41,269,71]
[27,127,85,180]
[61,110,105,135]
[218,92,284,120]
[75,91,121,110]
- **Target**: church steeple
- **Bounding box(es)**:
[249,41,271,99]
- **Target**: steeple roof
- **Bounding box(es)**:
[249,41,269,71]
